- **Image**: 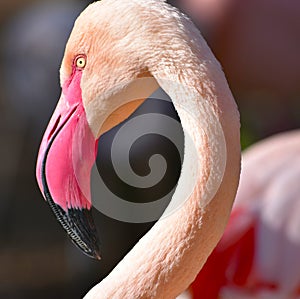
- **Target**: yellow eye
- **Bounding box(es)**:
[76,56,86,69]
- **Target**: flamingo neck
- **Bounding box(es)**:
[81,1,240,298]
[84,50,240,299]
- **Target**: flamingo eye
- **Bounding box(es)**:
[75,56,86,69]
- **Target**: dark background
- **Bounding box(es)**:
[0,0,299,298]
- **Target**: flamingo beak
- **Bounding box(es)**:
[36,89,101,260]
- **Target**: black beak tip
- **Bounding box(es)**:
[78,236,102,261]
[43,192,102,260]
[89,249,102,261]
[80,246,102,260]
[74,238,102,260]
[64,207,102,260]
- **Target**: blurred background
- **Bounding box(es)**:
[0,0,299,298]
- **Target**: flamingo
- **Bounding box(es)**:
[35,0,240,298]
[189,130,300,298]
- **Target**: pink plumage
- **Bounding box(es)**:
[191,130,300,298]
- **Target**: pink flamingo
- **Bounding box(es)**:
[35,0,240,298]
[189,130,300,298]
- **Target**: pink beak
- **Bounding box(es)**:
[36,71,101,259]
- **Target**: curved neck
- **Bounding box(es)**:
[84,2,240,297]
[84,46,240,299]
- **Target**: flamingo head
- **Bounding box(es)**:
[36,1,159,259]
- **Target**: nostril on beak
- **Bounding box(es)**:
[47,115,61,141]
